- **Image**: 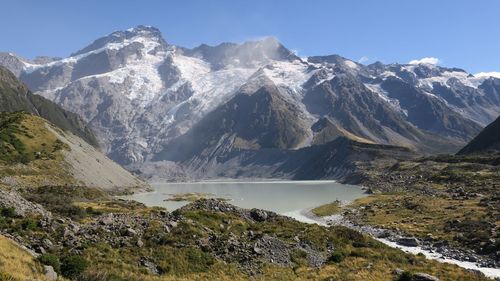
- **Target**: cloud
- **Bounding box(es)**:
[474,72,500,79]
[358,56,370,64]
[408,57,440,65]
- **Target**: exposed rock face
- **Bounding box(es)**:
[155,80,312,164]
[458,115,500,155]
[153,136,417,182]
[0,189,49,217]
[0,52,26,76]
[2,26,499,179]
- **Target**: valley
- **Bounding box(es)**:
[0,22,499,281]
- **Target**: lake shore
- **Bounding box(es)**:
[288,207,500,279]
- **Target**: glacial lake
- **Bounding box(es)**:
[122,180,367,215]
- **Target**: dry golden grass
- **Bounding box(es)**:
[16,115,64,160]
[282,255,489,281]
[0,235,49,281]
[0,114,77,187]
[347,194,489,241]
[165,192,215,202]
[311,201,341,217]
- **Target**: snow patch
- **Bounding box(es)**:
[409,57,440,65]
[344,60,359,69]
[380,71,397,79]
[418,70,484,89]
[65,35,168,105]
[314,72,335,86]
[171,52,258,116]
[474,71,500,79]
[262,60,313,90]
[365,83,407,116]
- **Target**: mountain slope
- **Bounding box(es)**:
[0,66,99,147]
[311,117,375,145]
[157,78,311,163]
[1,26,499,179]
[458,115,500,154]
[150,134,416,182]
[0,112,147,192]
[303,72,465,153]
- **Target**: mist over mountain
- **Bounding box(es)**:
[1,25,499,180]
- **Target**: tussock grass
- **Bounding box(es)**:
[347,194,494,247]
[311,201,342,217]
[0,235,49,281]
[0,113,79,188]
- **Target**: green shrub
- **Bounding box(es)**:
[186,248,215,272]
[290,248,308,265]
[21,218,37,230]
[327,249,346,263]
[61,255,89,279]
[38,253,61,273]
[352,240,369,248]
[1,207,16,218]
[396,271,413,281]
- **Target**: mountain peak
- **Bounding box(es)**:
[124,25,163,38]
[240,36,296,60]
[182,36,297,70]
[71,25,167,57]
[249,36,280,45]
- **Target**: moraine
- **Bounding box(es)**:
[123,180,500,279]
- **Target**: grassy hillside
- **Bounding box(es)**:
[0,111,66,164]
[0,112,75,187]
[0,112,146,192]
[347,154,500,264]
[0,235,51,281]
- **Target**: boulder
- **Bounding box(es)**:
[393,268,404,275]
[136,238,144,247]
[44,265,57,281]
[414,272,440,281]
[250,209,268,222]
[397,237,419,247]
[122,228,137,237]
[139,257,159,274]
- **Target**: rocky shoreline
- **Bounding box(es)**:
[297,209,500,279]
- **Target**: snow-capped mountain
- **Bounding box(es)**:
[1,25,499,179]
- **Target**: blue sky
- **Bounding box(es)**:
[1,0,498,73]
